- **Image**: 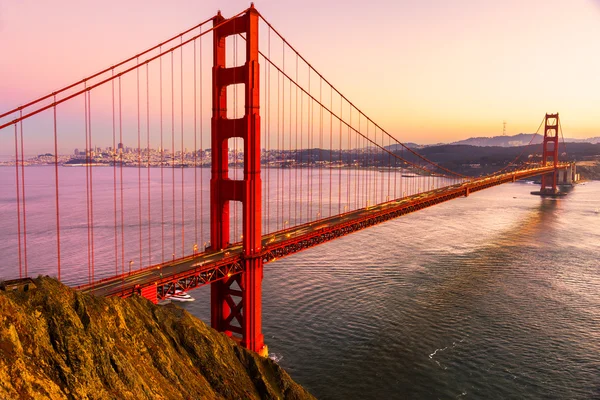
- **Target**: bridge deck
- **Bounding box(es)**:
[80,164,564,300]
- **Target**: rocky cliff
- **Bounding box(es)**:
[0,277,314,400]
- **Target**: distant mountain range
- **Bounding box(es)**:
[448,133,600,147]
[385,134,600,149]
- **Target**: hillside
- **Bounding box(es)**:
[449,133,600,147]
[0,277,314,400]
[415,143,600,177]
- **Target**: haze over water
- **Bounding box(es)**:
[0,167,598,398]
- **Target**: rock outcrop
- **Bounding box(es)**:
[0,277,314,400]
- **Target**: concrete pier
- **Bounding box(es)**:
[531,163,578,197]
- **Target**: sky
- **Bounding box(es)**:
[1,0,599,154]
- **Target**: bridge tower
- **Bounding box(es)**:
[540,113,559,194]
[210,5,266,356]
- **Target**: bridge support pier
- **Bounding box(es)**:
[210,6,267,357]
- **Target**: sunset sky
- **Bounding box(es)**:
[1,0,599,152]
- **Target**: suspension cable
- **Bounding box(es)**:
[255,13,467,179]
[1,9,250,131]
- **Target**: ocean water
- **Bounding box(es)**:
[182,181,600,399]
[0,167,598,398]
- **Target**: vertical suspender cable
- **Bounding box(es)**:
[146,63,152,267]
[400,146,404,197]
[84,86,91,283]
[380,128,384,202]
[338,95,342,214]
[364,123,367,203]
[276,45,280,231]
[19,112,28,275]
[281,42,285,230]
[307,68,312,221]
[375,126,379,202]
[233,36,238,243]
[393,137,397,199]
[365,118,368,206]
[137,59,143,270]
[318,77,323,218]
[387,132,391,200]
[368,119,372,206]
[355,113,359,209]
[374,126,378,203]
[261,53,266,232]
[299,87,303,224]
[354,112,357,209]
[263,30,268,232]
[14,124,22,279]
[380,129,384,200]
[329,85,332,217]
[180,41,185,256]
[366,121,369,205]
[199,34,204,249]
[363,121,365,204]
[347,107,351,209]
[171,51,175,260]
[112,71,119,276]
[88,91,95,283]
[369,122,373,204]
[370,122,374,204]
[288,60,293,229]
[160,48,165,262]
[119,77,125,276]
[235,35,239,243]
[378,127,382,203]
[194,38,198,251]
[294,54,299,227]
[356,114,360,207]
[267,27,271,233]
[53,96,61,281]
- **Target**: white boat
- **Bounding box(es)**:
[169,290,195,302]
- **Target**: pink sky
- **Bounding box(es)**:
[1,0,599,152]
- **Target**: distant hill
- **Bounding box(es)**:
[449,133,600,147]
[415,142,600,177]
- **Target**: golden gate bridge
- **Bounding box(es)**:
[0,5,572,356]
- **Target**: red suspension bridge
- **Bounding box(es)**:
[0,5,572,356]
